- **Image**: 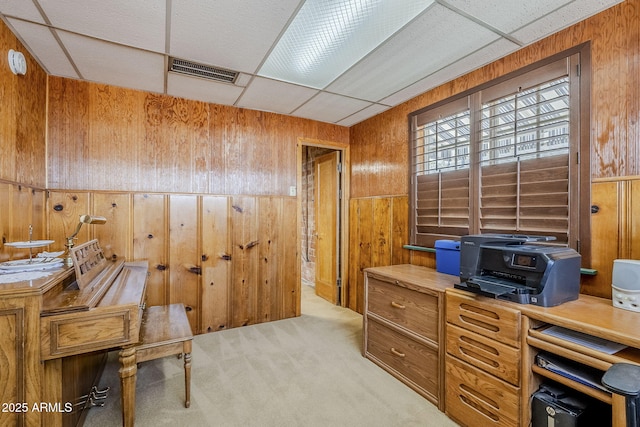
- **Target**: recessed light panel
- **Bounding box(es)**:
[259,0,434,89]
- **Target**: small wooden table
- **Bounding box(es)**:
[120,304,193,426]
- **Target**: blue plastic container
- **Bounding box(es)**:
[435,240,461,276]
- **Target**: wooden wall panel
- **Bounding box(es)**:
[278,197,302,319]
[47,191,91,254]
[143,95,211,193]
[391,196,410,266]
[347,196,412,313]
[257,197,281,323]
[0,183,11,262]
[169,195,200,332]
[371,198,391,267]
[133,193,168,307]
[32,189,46,243]
[46,78,348,195]
[633,181,640,259]
[7,185,34,260]
[46,78,90,190]
[0,21,47,187]
[92,193,132,261]
[349,198,372,313]
[230,196,259,327]
[201,195,230,332]
[584,179,640,298]
[90,87,146,191]
[254,196,299,322]
[0,184,47,262]
[282,197,299,318]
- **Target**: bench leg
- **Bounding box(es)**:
[183,340,192,408]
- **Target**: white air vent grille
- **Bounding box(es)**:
[169,58,238,83]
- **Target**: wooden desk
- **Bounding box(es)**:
[447,288,640,427]
[519,294,640,427]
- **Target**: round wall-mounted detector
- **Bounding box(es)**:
[8,49,27,75]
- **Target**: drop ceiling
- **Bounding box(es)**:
[0,0,623,127]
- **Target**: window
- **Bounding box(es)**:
[410,48,590,262]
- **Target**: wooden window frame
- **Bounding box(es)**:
[409,44,591,266]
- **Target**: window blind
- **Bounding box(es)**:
[409,52,586,252]
[478,77,570,244]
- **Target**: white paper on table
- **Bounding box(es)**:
[541,325,627,354]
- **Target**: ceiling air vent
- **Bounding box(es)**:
[169,57,238,84]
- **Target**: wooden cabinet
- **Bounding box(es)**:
[445,289,522,427]
[363,264,454,409]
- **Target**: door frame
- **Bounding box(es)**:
[296,137,350,308]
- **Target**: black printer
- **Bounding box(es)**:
[455,234,581,307]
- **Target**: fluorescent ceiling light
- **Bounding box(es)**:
[259,0,434,89]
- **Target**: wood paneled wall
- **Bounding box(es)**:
[42,64,347,332]
[0,22,47,188]
[347,0,640,308]
[46,190,298,334]
[46,77,348,195]
[585,178,640,298]
[0,20,48,262]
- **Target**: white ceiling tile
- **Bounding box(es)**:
[326,4,500,102]
[169,0,302,73]
[7,18,78,78]
[39,0,166,52]
[237,77,318,114]
[379,38,519,106]
[442,0,573,34]
[293,92,371,123]
[511,0,624,44]
[57,31,165,93]
[167,73,244,106]
[336,103,390,127]
[0,0,44,23]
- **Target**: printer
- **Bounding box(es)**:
[455,234,581,307]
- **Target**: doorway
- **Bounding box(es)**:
[297,139,349,308]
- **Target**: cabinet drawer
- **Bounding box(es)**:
[446,291,520,347]
[366,317,439,399]
[446,355,519,427]
[446,323,520,386]
[367,274,439,342]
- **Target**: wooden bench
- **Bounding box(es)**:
[136,303,193,408]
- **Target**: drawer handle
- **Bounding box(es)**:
[390,348,406,358]
[391,301,406,309]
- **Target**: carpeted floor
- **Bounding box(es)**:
[84,285,458,426]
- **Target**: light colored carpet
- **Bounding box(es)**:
[84,285,458,426]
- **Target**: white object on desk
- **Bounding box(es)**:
[612,259,640,312]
